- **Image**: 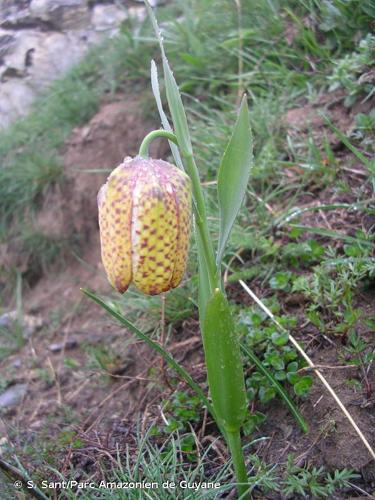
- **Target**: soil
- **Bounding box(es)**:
[1,91,374,498]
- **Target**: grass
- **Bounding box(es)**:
[0,0,375,496]
[0,428,359,499]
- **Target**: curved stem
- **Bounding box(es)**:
[138,130,178,158]
[226,430,249,499]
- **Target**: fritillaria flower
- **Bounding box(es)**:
[97,156,192,295]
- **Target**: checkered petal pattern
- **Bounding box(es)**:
[98,157,192,295]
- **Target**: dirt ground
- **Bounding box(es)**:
[1,92,374,497]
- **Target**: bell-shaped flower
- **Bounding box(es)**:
[98,157,192,295]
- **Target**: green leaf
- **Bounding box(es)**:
[242,344,308,433]
[287,361,299,373]
[243,411,266,436]
[288,225,375,248]
[287,372,300,385]
[294,376,313,396]
[271,331,289,346]
[196,229,211,324]
[81,288,219,427]
[324,115,374,172]
[202,289,247,432]
[217,96,253,265]
[145,1,193,157]
[259,386,276,403]
[150,60,184,171]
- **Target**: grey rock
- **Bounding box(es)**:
[127,6,147,23]
[91,4,128,32]
[0,384,28,409]
[30,0,91,31]
[0,30,16,59]
[0,1,34,29]
[11,358,22,369]
[0,31,42,79]
[0,80,36,126]
[133,0,159,5]
[26,31,90,87]
[0,0,147,129]
[0,310,44,338]
[49,339,78,352]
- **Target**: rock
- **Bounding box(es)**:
[0,30,16,58]
[49,339,78,352]
[27,31,89,87]
[0,310,44,338]
[0,30,42,79]
[133,0,159,5]
[0,29,90,90]
[0,1,34,29]
[0,80,36,127]
[128,6,147,23]
[91,4,128,32]
[11,358,22,369]
[0,384,28,409]
[0,0,148,129]
[29,0,90,30]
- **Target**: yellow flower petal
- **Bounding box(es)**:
[98,157,191,295]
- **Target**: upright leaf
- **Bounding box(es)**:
[217,96,253,265]
[202,289,247,432]
[150,60,184,171]
[145,1,193,157]
[196,229,211,324]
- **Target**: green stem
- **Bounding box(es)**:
[183,154,218,292]
[138,130,179,158]
[226,430,249,499]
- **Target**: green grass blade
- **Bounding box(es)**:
[241,344,308,433]
[324,116,374,172]
[274,203,362,226]
[81,288,217,422]
[217,96,253,265]
[288,224,375,247]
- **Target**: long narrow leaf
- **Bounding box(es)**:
[241,344,308,433]
[196,229,213,324]
[150,60,184,171]
[289,224,375,247]
[82,288,217,421]
[217,96,253,265]
[145,0,193,156]
[324,116,374,172]
[203,289,247,432]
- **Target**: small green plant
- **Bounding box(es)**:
[328,34,375,107]
[292,242,375,327]
[239,308,312,403]
[351,110,375,152]
[342,330,374,398]
[282,455,359,498]
[161,391,202,433]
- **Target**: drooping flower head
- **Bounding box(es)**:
[98,157,192,295]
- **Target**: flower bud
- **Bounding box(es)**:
[98,157,192,295]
